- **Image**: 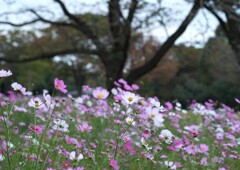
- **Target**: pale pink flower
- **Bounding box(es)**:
[200,157,208,166]
[121,91,138,105]
[131,84,139,90]
[92,87,109,99]
[78,123,93,132]
[54,78,67,93]
[199,144,209,154]
[65,136,78,145]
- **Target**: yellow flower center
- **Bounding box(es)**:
[97,94,103,99]
[35,101,40,107]
[128,97,133,102]
[144,142,149,146]
[151,113,156,118]
[55,83,60,88]
[127,119,133,124]
[64,163,69,167]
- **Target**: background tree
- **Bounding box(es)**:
[0,0,202,89]
[203,0,240,63]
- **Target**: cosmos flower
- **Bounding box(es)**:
[164,161,177,170]
[69,151,83,161]
[109,159,119,170]
[159,129,174,144]
[125,117,136,126]
[0,69,12,77]
[54,78,67,93]
[92,87,109,99]
[30,125,43,135]
[28,97,45,109]
[78,123,93,132]
[199,144,209,154]
[141,137,152,150]
[52,119,69,132]
[121,91,139,105]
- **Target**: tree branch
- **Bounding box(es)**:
[53,0,108,65]
[203,3,230,38]
[126,0,202,83]
[53,0,102,46]
[0,48,98,63]
[127,0,138,25]
[0,19,41,27]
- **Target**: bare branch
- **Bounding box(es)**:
[127,0,138,25]
[0,48,98,63]
[203,3,229,37]
[0,19,41,27]
[27,9,78,27]
[53,0,108,63]
[126,0,202,83]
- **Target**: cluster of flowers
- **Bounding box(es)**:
[0,69,239,170]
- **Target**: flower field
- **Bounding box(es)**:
[0,69,240,170]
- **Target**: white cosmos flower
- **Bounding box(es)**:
[52,119,69,132]
[11,82,23,91]
[141,137,152,150]
[149,98,165,112]
[125,117,136,126]
[121,91,138,105]
[146,106,164,127]
[164,161,176,170]
[159,129,174,144]
[0,69,12,77]
[0,154,5,161]
[69,151,83,161]
[153,114,164,127]
[28,97,45,109]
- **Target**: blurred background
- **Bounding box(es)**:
[0,0,240,106]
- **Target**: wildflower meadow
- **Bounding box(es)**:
[0,69,239,170]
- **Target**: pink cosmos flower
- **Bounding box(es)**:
[131,84,139,90]
[65,136,78,145]
[199,144,209,154]
[54,78,67,93]
[109,159,119,170]
[29,154,37,161]
[142,129,151,139]
[78,123,93,132]
[30,125,43,135]
[63,161,71,168]
[92,87,109,99]
[185,144,198,155]
[124,141,136,155]
[200,157,208,166]
[235,98,240,104]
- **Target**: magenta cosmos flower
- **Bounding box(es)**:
[30,125,43,135]
[92,87,109,99]
[54,78,67,93]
